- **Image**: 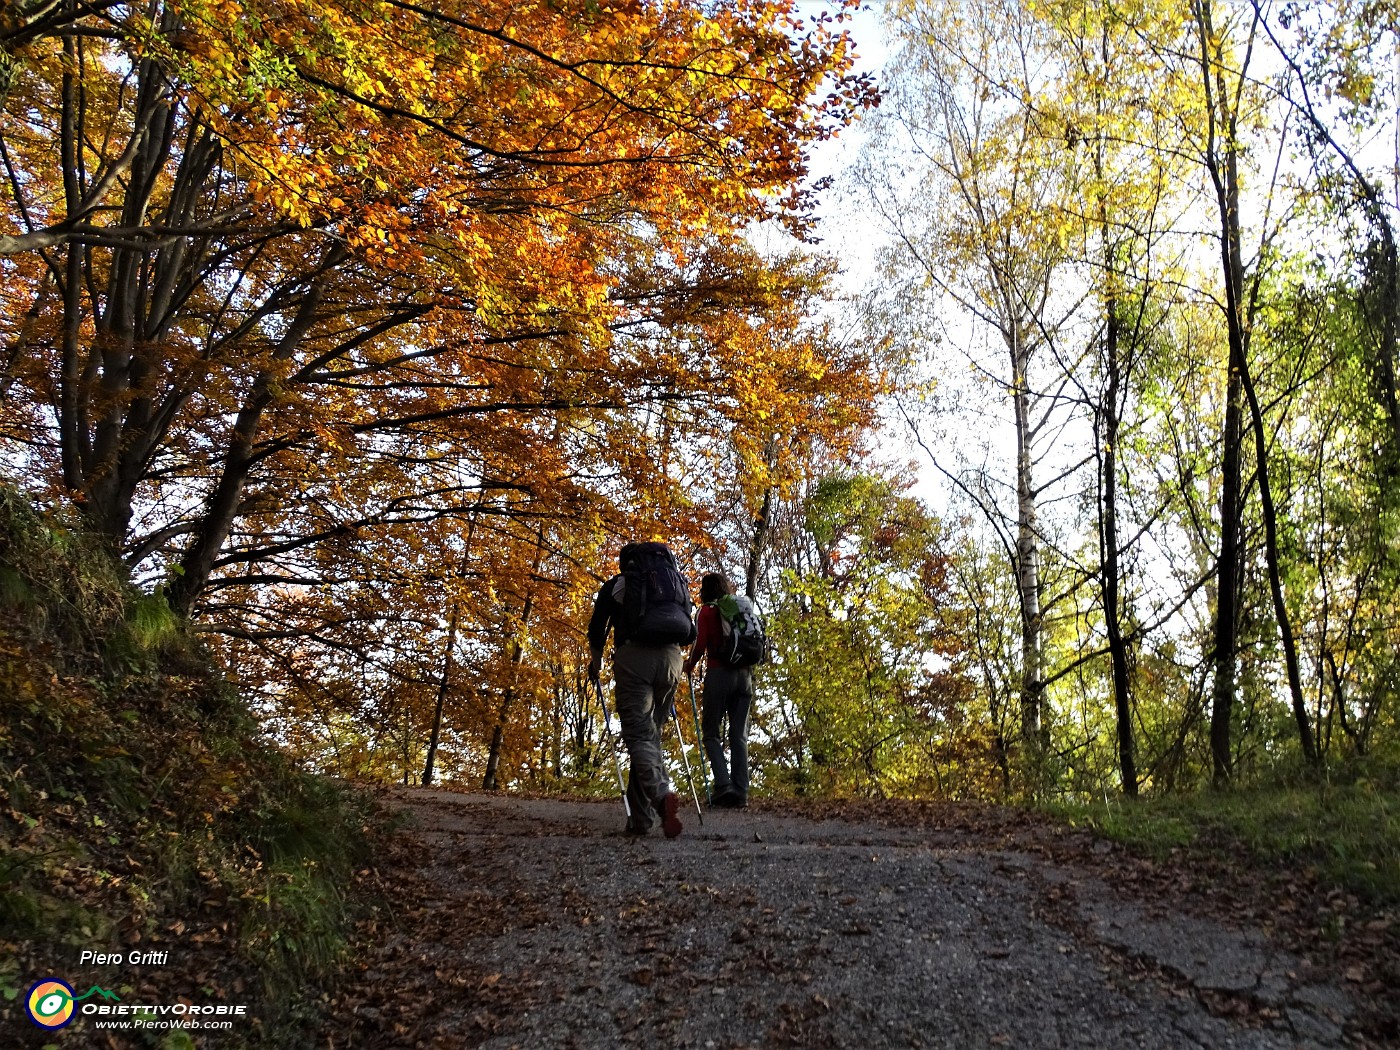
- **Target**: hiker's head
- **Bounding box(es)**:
[618,542,639,569]
[699,572,732,604]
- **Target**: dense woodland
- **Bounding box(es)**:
[1,0,1397,804]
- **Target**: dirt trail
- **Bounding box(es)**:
[327,788,1368,1049]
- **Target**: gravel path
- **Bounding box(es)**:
[335,788,1362,1049]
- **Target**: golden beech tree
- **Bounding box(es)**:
[204,240,887,786]
[0,0,875,593]
[1,0,883,782]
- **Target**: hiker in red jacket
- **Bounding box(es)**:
[684,572,754,808]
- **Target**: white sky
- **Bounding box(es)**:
[803,0,894,293]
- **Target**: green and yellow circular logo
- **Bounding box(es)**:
[25,979,76,1029]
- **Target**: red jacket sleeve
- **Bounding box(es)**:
[686,604,722,670]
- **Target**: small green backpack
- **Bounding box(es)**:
[712,594,767,667]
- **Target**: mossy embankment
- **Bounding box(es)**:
[0,486,380,1048]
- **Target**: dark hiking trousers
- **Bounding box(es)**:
[613,641,681,830]
[701,664,753,801]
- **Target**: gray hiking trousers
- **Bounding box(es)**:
[702,664,753,801]
[612,641,681,830]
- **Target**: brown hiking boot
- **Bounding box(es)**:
[660,792,683,839]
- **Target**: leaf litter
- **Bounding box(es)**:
[323,789,1397,1049]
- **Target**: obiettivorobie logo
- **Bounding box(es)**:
[25,979,121,1029]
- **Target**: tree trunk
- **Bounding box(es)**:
[746,483,774,600]
[83,31,180,549]
[422,605,459,786]
[1364,232,1400,460]
[481,620,530,792]
[1100,302,1138,796]
[1012,335,1044,763]
[482,532,546,790]
[1239,355,1318,765]
[166,248,344,616]
[1195,0,1247,786]
[1090,55,1137,796]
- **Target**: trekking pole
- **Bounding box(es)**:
[593,677,630,821]
[687,671,711,803]
[669,699,704,826]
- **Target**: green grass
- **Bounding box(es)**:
[237,769,379,985]
[1053,782,1400,901]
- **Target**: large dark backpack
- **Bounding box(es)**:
[713,593,767,668]
[620,542,695,646]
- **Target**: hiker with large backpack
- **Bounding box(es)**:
[683,572,764,809]
[587,541,697,838]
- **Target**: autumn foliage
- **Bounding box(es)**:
[0,0,884,783]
